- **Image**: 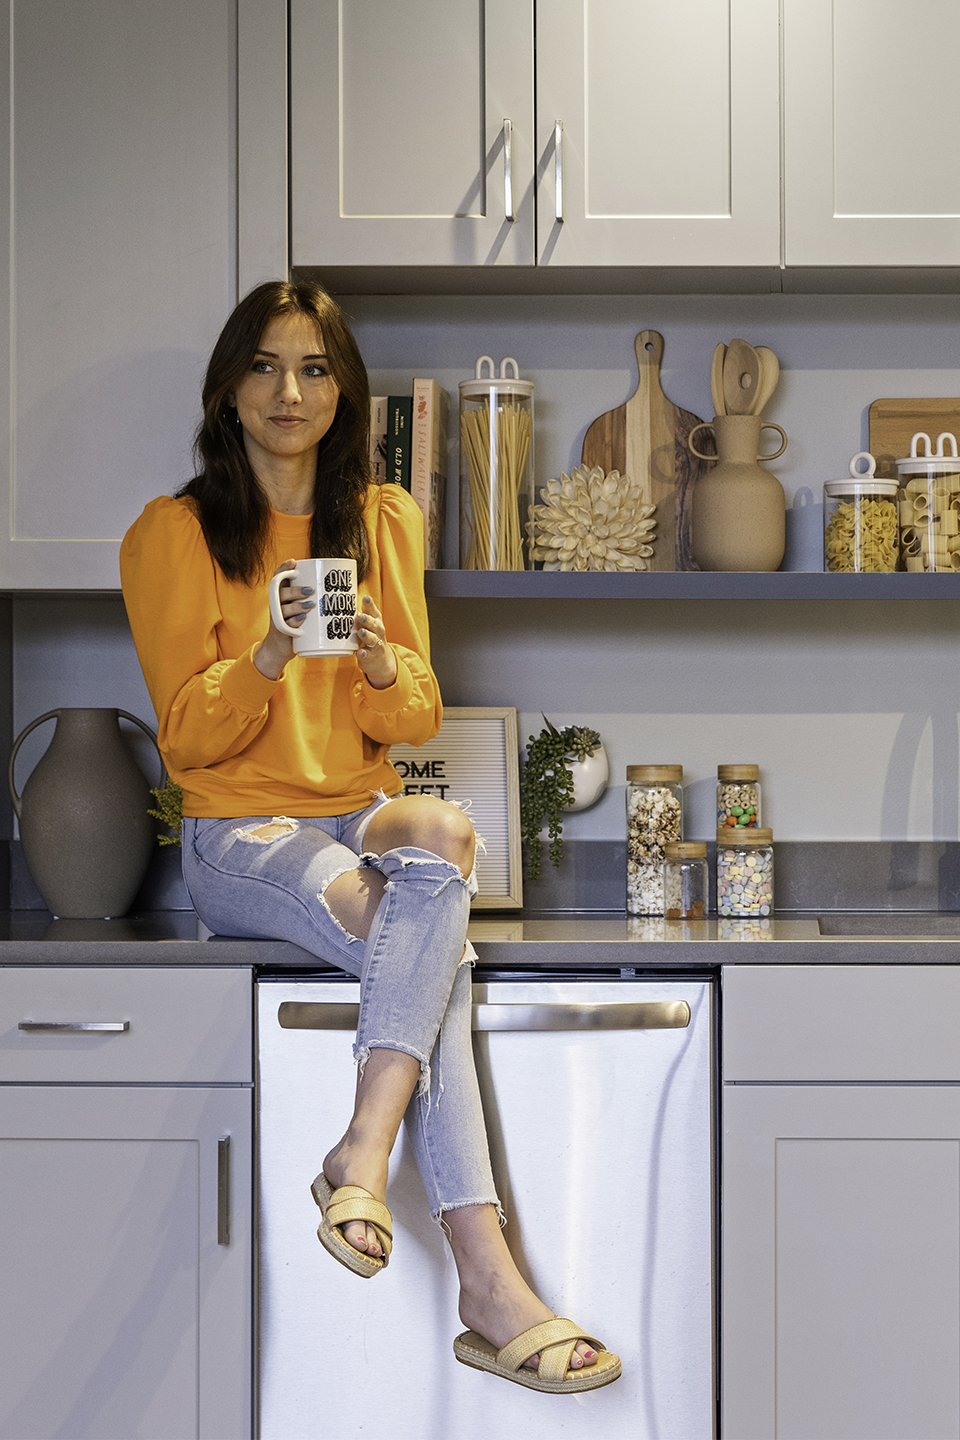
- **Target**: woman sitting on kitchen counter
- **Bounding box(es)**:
[120,278,620,1396]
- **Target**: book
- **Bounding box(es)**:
[369,396,389,482]
[385,396,412,490]
[411,378,449,569]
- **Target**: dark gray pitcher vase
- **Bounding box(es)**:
[8,708,162,918]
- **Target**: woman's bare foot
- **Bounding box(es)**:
[319,1046,421,1261]
[321,1135,390,1258]
[446,1204,598,1373]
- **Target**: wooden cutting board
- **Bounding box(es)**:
[581,330,709,571]
[868,398,960,479]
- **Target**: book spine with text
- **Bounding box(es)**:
[386,396,412,490]
[411,378,449,568]
[369,396,389,482]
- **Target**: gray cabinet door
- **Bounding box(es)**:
[535,0,780,267]
[723,1084,960,1440]
[0,0,237,589]
[783,0,960,266]
[0,1085,252,1440]
[290,0,535,269]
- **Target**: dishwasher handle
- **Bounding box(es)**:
[277,999,690,1033]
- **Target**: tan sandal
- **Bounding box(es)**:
[310,1173,393,1279]
[453,1318,622,1394]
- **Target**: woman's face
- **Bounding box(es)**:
[230,312,342,472]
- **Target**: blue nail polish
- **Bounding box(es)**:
[301,586,315,596]
[363,595,372,605]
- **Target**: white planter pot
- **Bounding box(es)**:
[564,743,609,813]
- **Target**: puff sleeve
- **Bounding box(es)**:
[120,497,278,772]
[349,485,442,748]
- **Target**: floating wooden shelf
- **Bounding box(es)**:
[424,570,960,600]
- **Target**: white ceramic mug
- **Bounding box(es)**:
[268,558,359,657]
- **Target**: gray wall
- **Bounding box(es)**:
[10,291,960,848]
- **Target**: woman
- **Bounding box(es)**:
[120,279,620,1395]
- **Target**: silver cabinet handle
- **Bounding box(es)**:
[18,1020,129,1033]
[218,1137,230,1246]
[554,120,564,223]
[278,1000,689,1033]
[503,118,514,221]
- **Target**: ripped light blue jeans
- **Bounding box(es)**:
[181,798,500,1218]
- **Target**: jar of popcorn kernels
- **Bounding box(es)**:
[716,827,774,918]
[626,766,683,916]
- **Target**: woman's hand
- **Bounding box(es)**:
[254,558,314,680]
[356,595,398,690]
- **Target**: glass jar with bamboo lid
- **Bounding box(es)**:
[459,356,534,570]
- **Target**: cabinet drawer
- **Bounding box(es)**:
[724,965,960,1081]
[0,968,252,1083]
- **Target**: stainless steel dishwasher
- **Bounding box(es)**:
[257,973,715,1439]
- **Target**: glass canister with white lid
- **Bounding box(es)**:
[896,431,960,573]
[823,452,898,572]
[717,764,761,830]
[663,841,708,919]
[716,828,774,917]
[626,765,683,916]
[459,356,534,570]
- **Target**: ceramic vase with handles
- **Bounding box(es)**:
[688,415,788,572]
[8,707,163,918]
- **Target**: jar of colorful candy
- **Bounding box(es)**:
[717,764,761,830]
[716,827,774,917]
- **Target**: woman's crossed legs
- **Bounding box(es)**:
[321,794,599,1373]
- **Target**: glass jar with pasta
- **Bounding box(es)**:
[459,356,534,570]
[823,453,898,573]
[895,431,960,574]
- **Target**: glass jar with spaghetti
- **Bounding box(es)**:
[459,356,534,570]
[823,453,898,573]
[895,431,960,574]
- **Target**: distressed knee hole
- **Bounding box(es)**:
[232,816,298,844]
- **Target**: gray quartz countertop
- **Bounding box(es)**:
[2,909,960,966]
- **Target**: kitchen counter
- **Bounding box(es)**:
[2,909,960,966]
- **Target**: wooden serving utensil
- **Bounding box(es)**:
[722,338,761,416]
[752,345,780,415]
[710,342,726,417]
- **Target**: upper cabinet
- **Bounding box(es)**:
[0,0,238,589]
[289,0,780,271]
[289,0,960,279]
[534,0,780,267]
[782,0,960,267]
[290,0,536,268]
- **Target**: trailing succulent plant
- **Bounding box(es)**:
[148,780,183,848]
[520,716,603,880]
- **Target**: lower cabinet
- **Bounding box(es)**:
[0,967,253,1440]
[722,965,960,1440]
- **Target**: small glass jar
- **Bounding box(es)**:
[663,841,708,919]
[716,827,774,917]
[717,764,761,830]
[626,765,683,916]
[896,431,960,573]
[823,453,898,573]
[459,356,534,571]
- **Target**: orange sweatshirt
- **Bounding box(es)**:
[120,484,442,817]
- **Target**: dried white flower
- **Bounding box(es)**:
[526,465,657,572]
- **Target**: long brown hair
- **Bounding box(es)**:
[179,279,372,583]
